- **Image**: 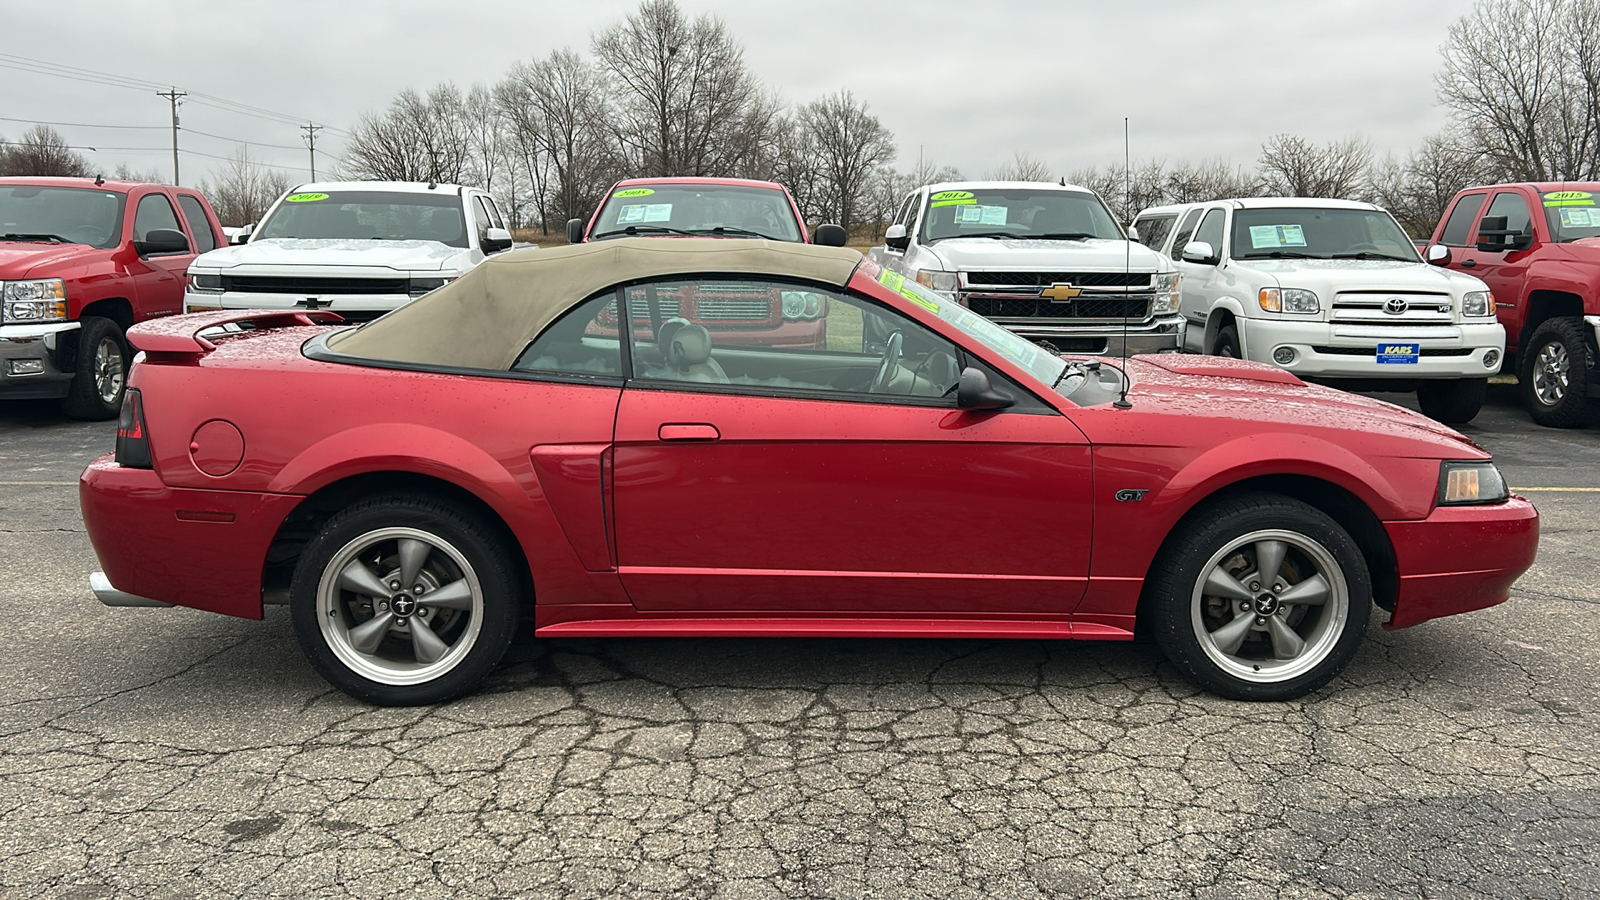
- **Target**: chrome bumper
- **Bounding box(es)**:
[995,314,1186,356]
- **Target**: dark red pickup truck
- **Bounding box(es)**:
[0,177,224,418]
[1426,182,1600,426]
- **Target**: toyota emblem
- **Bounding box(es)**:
[1383,297,1409,315]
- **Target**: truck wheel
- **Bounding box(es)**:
[1518,318,1594,428]
[1146,492,1371,701]
[1416,378,1487,424]
[62,317,128,421]
[1212,323,1241,358]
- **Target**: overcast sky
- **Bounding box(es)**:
[5,0,1471,187]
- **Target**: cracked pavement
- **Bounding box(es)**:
[3,385,1598,899]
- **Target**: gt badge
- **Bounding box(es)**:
[1042,283,1082,302]
[1114,489,1149,502]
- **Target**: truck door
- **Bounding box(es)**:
[1458,190,1537,347]
[126,191,197,319]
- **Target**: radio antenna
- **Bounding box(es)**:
[1114,116,1133,409]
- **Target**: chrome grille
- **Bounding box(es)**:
[963,271,1153,288]
[965,296,1152,320]
[1331,293,1454,325]
[697,297,772,321]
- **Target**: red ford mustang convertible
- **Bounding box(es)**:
[81,239,1538,705]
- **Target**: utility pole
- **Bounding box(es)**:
[156,87,187,184]
[300,122,323,181]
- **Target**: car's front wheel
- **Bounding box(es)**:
[1416,377,1487,424]
[290,494,520,706]
[1147,493,1371,701]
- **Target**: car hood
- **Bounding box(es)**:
[927,237,1169,273]
[0,241,99,277]
[1231,258,1487,293]
[191,239,467,273]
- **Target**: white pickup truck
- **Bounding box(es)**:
[1132,197,1505,423]
[867,181,1184,355]
[185,181,515,322]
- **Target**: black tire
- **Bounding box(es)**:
[1146,492,1371,701]
[1518,317,1595,428]
[1416,377,1487,424]
[62,316,127,420]
[1212,323,1241,359]
[290,493,521,706]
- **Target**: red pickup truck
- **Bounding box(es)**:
[0,177,224,419]
[1426,182,1600,426]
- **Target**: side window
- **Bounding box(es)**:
[510,291,622,378]
[1193,208,1226,254]
[1133,214,1175,250]
[176,195,216,252]
[896,193,917,228]
[1169,208,1204,261]
[624,278,962,401]
[472,196,493,246]
[1485,191,1533,238]
[133,193,188,249]
[483,196,507,230]
[1439,194,1486,246]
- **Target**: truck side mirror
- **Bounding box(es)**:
[566,218,585,244]
[482,226,513,253]
[813,223,848,247]
[1425,244,1451,266]
[132,228,190,256]
[1475,215,1531,252]
[956,366,1014,411]
[1181,240,1217,264]
[231,223,254,245]
[1126,224,1141,243]
[884,223,909,251]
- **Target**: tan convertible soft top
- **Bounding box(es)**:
[328,237,864,370]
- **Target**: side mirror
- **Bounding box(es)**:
[884,223,909,251]
[1126,224,1141,243]
[956,366,1014,411]
[132,228,190,256]
[813,223,848,247]
[1181,240,1217,264]
[482,226,513,253]
[1425,244,1451,266]
[231,223,254,245]
[566,218,585,244]
[1475,215,1532,252]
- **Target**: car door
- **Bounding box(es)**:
[610,275,1094,615]
[1456,190,1536,341]
[127,190,196,318]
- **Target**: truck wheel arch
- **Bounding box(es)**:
[1521,289,1585,348]
[1204,303,1245,354]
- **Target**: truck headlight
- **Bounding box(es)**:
[1462,290,1495,316]
[1259,287,1319,314]
[1,279,67,322]
[1152,272,1181,314]
[781,291,827,320]
[1438,460,1509,505]
[189,273,223,293]
[408,276,455,297]
[914,269,958,294]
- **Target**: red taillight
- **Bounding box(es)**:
[115,389,152,469]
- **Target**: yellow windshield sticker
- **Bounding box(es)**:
[878,269,940,312]
[903,292,939,313]
[1543,190,1594,207]
[930,190,976,208]
[614,188,655,198]
[285,192,328,203]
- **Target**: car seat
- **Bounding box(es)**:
[664,323,729,383]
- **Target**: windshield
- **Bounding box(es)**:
[876,268,1071,385]
[921,188,1124,242]
[1230,207,1419,261]
[256,190,469,247]
[0,185,126,249]
[1543,190,1600,242]
[591,184,802,241]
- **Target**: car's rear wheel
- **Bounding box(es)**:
[290,494,520,706]
[1416,377,1487,424]
[1147,493,1370,700]
[62,316,127,420]
[1518,318,1594,428]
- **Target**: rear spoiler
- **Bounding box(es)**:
[128,309,344,359]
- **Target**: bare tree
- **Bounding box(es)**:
[1257,134,1372,198]
[111,163,165,183]
[500,49,614,232]
[985,151,1053,182]
[798,90,895,235]
[1,125,90,177]
[1165,158,1260,203]
[342,84,478,184]
[1367,131,1491,237]
[199,146,293,226]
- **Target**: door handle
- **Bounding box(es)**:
[1460,259,1476,268]
[658,423,720,441]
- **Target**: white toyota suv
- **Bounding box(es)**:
[1132,197,1505,423]
[185,181,516,321]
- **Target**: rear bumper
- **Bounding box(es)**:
[0,321,77,399]
[1383,496,1538,629]
[80,455,304,620]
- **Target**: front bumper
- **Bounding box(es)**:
[0,321,78,399]
[993,313,1186,356]
[1240,318,1505,378]
[1384,495,1538,629]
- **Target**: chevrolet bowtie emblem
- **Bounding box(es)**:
[1042,284,1081,302]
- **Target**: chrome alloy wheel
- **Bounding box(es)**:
[93,336,124,404]
[1189,528,1350,684]
[1532,340,1571,406]
[316,526,485,686]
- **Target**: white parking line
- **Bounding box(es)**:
[1513,487,1600,492]
[0,481,77,486]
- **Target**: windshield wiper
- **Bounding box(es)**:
[591,225,697,239]
[0,232,70,243]
[1051,358,1101,389]
[1330,251,1414,261]
[1235,250,1328,259]
[690,226,773,239]
[1033,232,1100,241]
[935,231,1021,241]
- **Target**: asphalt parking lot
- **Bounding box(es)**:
[3,382,1598,900]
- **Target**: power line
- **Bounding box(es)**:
[0,114,163,130]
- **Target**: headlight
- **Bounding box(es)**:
[1259,287,1319,314]
[1438,460,1509,506]
[914,269,958,294]
[780,291,826,320]
[189,273,223,293]
[1152,272,1181,314]
[1,279,67,322]
[408,276,455,297]
[1462,290,1495,317]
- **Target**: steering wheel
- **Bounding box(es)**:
[871,331,903,392]
[65,225,111,246]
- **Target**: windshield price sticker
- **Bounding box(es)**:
[613,188,655,198]
[1376,342,1421,364]
[956,205,1009,226]
[617,203,673,224]
[1559,208,1598,227]
[1249,224,1307,248]
[930,190,975,208]
[285,192,329,203]
[878,269,941,312]
[1543,191,1594,207]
